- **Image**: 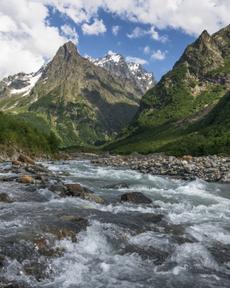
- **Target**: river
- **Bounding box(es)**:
[0,159,230,287]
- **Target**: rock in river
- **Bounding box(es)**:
[121,192,152,204]
[19,175,34,184]
[64,183,105,204]
[0,193,13,203]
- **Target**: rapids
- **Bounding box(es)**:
[0,160,230,287]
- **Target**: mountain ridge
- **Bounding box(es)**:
[107,25,230,155]
[0,41,144,146]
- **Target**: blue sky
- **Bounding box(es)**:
[49,8,195,81]
[0,1,229,80]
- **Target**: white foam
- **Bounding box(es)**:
[50,221,151,288]
[171,243,219,271]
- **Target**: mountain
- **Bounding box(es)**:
[89,51,155,94]
[0,42,143,146]
[107,25,230,155]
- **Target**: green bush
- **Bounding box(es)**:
[0,112,60,154]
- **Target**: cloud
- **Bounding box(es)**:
[0,0,74,79]
[82,18,107,35]
[126,56,148,65]
[127,27,144,39]
[48,0,230,36]
[112,25,120,36]
[60,24,79,44]
[151,50,166,61]
[1,0,230,79]
[143,46,151,55]
[127,26,168,43]
[149,26,168,43]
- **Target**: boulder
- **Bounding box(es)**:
[19,175,34,184]
[18,154,35,165]
[182,155,193,162]
[64,183,104,204]
[12,160,21,166]
[121,192,152,204]
[0,193,13,203]
[65,183,93,196]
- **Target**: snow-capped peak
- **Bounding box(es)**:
[2,65,46,98]
[88,51,155,93]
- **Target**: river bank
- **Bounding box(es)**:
[91,153,230,183]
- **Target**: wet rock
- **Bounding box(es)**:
[65,183,90,196]
[124,244,169,265]
[43,215,88,242]
[208,244,230,264]
[12,160,21,166]
[121,192,152,204]
[64,183,105,204]
[0,281,29,288]
[0,176,18,182]
[19,175,34,184]
[0,254,5,268]
[34,237,64,257]
[49,183,67,195]
[18,154,35,165]
[80,192,104,204]
[23,261,51,282]
[0,193,13,203]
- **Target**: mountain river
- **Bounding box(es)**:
[0,159,230,287]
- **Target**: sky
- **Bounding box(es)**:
[0,0,230,81]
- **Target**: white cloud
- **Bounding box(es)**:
[47,0,230,36]
[151,50,166,61]
[112,25,120,36]
[143,46,151,55]
[82,19,107,35]
[127,27,144,39]
[60,24,79,44]
[1,0,230,79]
[0,0,71,79]
[127,26,168,43]
[149,26,168,43]
[126,56,148,65]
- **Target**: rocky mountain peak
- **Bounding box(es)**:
[89,51,155,94]
[174,28,224,76]
[54,41,79,62]
[198,30,211,42]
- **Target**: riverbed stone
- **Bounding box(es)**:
[65,183,90,196]
[18,154,35,165]
[19,175,34,184]
[121,192,152,204]
[0,193,13,203]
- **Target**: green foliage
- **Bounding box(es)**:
[0,112,60,154]
[138,65,195,127]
